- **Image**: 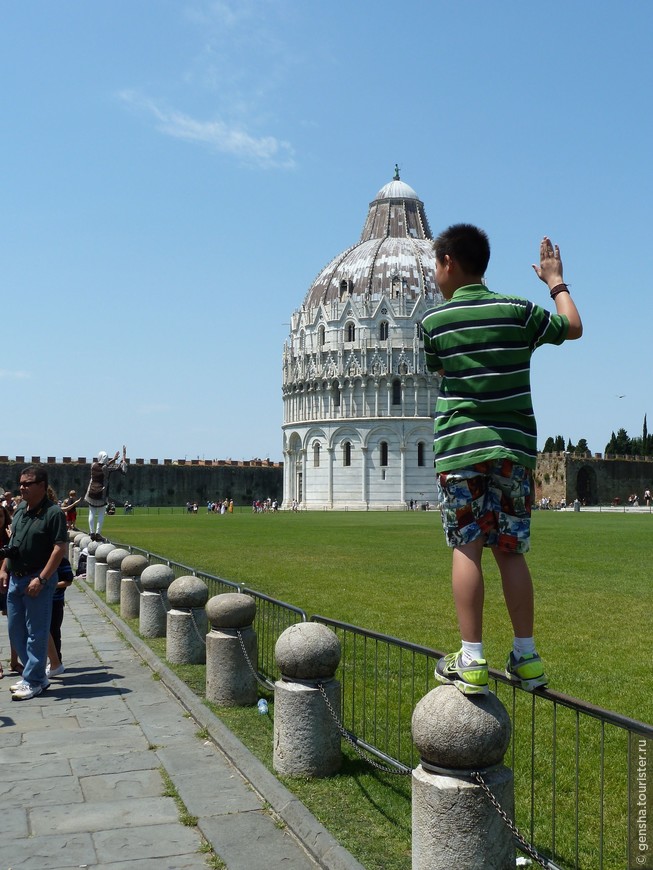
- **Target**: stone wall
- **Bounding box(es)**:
[535,452,653,505]
[0,458,283,507]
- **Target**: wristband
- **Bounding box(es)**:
[550,283,570,299]
[38,576,47,586]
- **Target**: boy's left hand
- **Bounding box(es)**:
[532,236,564,289]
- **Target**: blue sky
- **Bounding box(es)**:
[1,1,651,463]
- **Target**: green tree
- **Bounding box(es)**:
[576,438,590,454]
[607,428,631,454]
[542,436,556,453]
[566,438,576,453]
[554,435,565,451]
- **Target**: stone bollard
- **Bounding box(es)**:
[411,685,514,870]
[86,539,101,584]
[93,543,115,594]
[273,622,342,777]
[120,554,149,620]
[67,530,77,563]
[139,565,175,637]
[72,533,85,571]
[205,593,258,706]
[166,576,209,664]
[105,548,130,605]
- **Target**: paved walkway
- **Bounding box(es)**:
[0,582,364,870]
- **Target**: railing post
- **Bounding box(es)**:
[166,576,208,664]
[139,564,174,636]
[273,623,342,777]
[105,548,130,605]
[411,685,514,869]
[205,592,257,706]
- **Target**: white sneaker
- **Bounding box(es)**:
[47,664,65,677]
[10,679,28,693]
[12,683,43,701]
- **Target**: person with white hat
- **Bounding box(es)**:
[84,445,127,540]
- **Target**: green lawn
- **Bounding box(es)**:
[87,508,652,869]
[98,508,652,721]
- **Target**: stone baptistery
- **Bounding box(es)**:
[282,168,443,510]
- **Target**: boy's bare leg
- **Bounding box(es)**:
[492,548,534,638]
[451,538,485,643]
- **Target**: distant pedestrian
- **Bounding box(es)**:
[85,446,127,540]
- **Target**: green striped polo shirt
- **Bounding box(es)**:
[422,284,569,472]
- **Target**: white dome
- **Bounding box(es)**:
[374,179,419,201]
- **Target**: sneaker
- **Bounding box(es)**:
[10,679,28,693]
[46,664,65,677]
[435,650,489,696]
[10,677,50,692]
[12,683,43,701]
[505,651,548,691]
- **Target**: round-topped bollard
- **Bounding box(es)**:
[93,543,115,594]
[72,532,86,571]
[119,554,149,619]
[205,593,258,706]
[166,576,209,664]
[67,530,77,562]
[74,534,92,573]
[411,685,514,870]
[105,548,130,605]
[86,538,101,583]
[273,622,342,777]
[139,564,175,637]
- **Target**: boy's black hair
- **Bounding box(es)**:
[433,223,491,276]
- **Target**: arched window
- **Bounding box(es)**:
[380,441,388,467]
[343,441,351,467]
[346,321,356,342]
[392,379,402,405]
[333,383,340,407]
[415,322,423,340]
[318,325,326,346]
[379,321,389,341]
[417,441,426,467]
[313,442,320,467]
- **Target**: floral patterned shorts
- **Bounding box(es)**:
[437,459,533,554]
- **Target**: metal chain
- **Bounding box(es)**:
[472,770,551,868]
[236,630,277,690]
[317,682,411,776]
[189,609,207,647]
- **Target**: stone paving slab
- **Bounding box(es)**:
[30,795,180,837]
[0,831,97,870]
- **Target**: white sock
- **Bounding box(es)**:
[461,641,484,665]
[513,637,536,659]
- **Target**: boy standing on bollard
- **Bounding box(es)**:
[422,226,582,695]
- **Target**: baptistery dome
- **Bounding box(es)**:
[282,168,443,510]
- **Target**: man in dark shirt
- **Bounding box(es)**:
[0,465,67,700]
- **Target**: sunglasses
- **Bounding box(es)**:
[19,480,41,488]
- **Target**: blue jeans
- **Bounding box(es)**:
[7,572,56,688]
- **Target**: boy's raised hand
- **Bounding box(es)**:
[532,236,564,289]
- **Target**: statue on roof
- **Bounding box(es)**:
[394,163,400,180]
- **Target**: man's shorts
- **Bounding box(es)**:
[437,459,533,554]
